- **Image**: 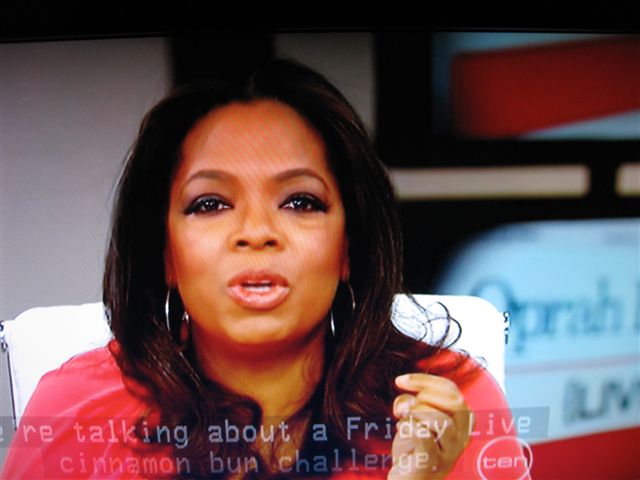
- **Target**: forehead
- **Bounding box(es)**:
[178,99,330,178]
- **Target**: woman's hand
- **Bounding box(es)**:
[388,374,473,479]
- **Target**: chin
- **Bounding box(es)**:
[232,325,296,345]
[227,319,323,348]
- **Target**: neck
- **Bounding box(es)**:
[192,326,327,419]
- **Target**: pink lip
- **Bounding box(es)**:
[227,269,290,310]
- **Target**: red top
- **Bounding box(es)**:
[2,343,531,479]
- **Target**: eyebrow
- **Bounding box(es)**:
[184,167,329,189]
[273,168,328,188]
[184,169,232,184]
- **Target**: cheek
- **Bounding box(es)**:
[300,232,346,321]
[299,221,347,278]
[168,222,226,282]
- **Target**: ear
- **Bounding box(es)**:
[340,238,351,282]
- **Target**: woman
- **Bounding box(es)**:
[3,59,526,479]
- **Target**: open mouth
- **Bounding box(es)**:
[227,270,290,310]
[241,281,274,292]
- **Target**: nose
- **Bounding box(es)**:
[229,203,284,250]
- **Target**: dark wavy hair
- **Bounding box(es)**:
[103,59,466,477]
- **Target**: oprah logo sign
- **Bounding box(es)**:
[476,436,532,480]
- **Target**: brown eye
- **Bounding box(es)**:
[281,194,327,212]
[186,195,232,214]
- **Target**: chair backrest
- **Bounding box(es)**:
[1,303,112,425]
[392,294,506,390]
[0,295,506,425]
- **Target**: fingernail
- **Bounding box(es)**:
[396,397,415,417]
[396,374,412,385]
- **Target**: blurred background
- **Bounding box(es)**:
[1,28,638,477]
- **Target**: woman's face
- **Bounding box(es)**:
[165,100,349,354]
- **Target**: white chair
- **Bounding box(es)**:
[0,295,507,427]
[392,294,506,391]
[0,303,112,427]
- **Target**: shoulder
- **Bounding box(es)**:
[3,342,152,479]
[21,340,147,418]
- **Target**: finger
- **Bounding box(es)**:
[408,399,469,447]
[415,390,468,421]
[393,416,437,461]
[391,419,418,458]
[396,374,460,397]
[399,410,450,452]
[388,460,429,480]
[410,400,471,449]
[393,390,466,422]
[395,373,473,464]
[408,397,473,452]
[402,407,452,438]
[388,453,434,480]
[392,394,416,418]
[391,417,441,479]
[396,374,467,413]
[406,382,468,419]
[396,380,471,445]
